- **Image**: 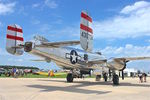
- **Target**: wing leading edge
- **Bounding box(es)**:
[113,57,150,62]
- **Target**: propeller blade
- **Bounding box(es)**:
[122,70,124,80]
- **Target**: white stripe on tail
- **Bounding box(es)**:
[80,11,93,52]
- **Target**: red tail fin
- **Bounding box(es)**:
[80,11,93,52]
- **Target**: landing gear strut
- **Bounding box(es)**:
[113,73,119,85]
[66,73,74,82]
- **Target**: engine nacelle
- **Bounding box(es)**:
[107,60,126,71]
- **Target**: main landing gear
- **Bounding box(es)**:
[66,69,89,83]
[66,70,119,85]
[112,73,119,85]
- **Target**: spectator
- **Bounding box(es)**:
[11,68,14,77]
[138,73,143,83]
[20,69,24,77]
[142,73,147,82]
[13,68,17,78]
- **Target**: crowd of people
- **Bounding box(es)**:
[4,68,32,77]
[11,68,25,77]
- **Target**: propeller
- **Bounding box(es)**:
[121,60,129,80]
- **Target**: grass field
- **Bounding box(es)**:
[0,73,67,78]
[0,72,96,78]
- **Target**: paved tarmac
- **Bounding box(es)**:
[0,77,150,100]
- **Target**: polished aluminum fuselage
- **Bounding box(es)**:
[29,46,107,70]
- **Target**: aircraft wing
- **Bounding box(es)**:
[36,41,80,48]
[106,57,150,71]
[113,57,150,62]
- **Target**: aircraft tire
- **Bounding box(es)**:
[67,73,74,82]
[113,74,119,85]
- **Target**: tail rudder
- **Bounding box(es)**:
[6,24,24,55]
[80,11,93,52]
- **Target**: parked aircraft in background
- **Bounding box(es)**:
[6,10,150,85]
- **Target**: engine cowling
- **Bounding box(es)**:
[107,60,126,71]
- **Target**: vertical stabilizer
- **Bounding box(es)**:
[80,11,93,52]
[6,24,24,55]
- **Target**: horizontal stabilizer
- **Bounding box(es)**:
[36,41,80,48]
[12,44,24,49]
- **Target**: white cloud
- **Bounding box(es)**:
[120,1,150,14]
[93,1,150,39]
[101,44,150,58]
[32,3,40,8]
[39,24,52,33]
[31,19,40,25]
[35,23,79,40]
[0,2,16,15]
[44,0,58,9]
[32,0,58,10]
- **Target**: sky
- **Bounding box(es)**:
[0,0,150,71]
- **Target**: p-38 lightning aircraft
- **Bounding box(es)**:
[6,11,150,85]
